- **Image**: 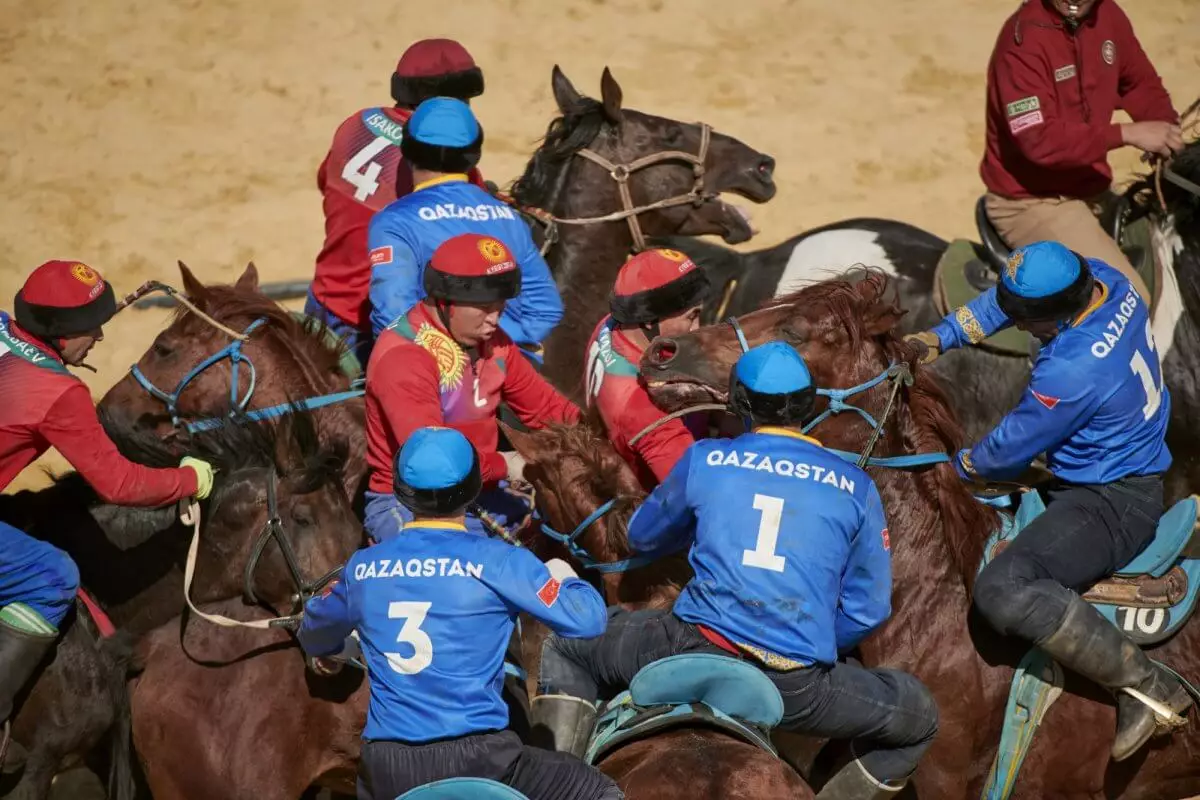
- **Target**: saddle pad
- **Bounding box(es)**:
[1117,495,1197,577]
[1123,216,1157,307]
[932,239,1035,357]
[396,778,529,800]
[629,653,784,727]
[982,648,1065,800]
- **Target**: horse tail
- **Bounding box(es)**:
[101,631,141,800]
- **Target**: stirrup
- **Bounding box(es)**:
[1121,686,1189,729]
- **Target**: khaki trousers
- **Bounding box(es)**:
[984,193,1150,301]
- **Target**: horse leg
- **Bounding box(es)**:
[3,751,58,800]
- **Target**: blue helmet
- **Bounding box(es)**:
[728,341,817,426]
[400,97,484,174]
[996,241,1094,323]
[393,427,482,516]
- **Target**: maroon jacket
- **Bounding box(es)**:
[979,0,1176,200]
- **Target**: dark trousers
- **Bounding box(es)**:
[539,608,938,783]
[359,730,620,800]
[973,475,1164,643]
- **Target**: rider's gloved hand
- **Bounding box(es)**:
[180,456,216,499]
[502,451,527,484]
[903,331,941,365]
[545,558,579,582]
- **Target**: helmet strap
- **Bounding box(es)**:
[434,299,454,335]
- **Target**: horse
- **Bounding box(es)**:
[636,271,1200,798]
[96,262,368,504]
[511,66,777,397]
[502,421,815,799]
[651,117,1200,493]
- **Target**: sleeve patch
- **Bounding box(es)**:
[369,246,394,266]
[881,527,891,552]
[537,578,561,608]
[954,306,987,344]
[1009,110,1044,134]
[1031,389,1060,410]
[1006,96,1041,117]
[1054,65,1077,82]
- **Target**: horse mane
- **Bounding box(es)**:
[1123,97,1200,244]
[509,97,609,208]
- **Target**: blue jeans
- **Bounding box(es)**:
[363,489,534,544]
[539,607,938,783]
[0,521,79,627]
[304,289,374,366]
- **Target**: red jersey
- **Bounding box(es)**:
[585,316,696,490]
[365,303,579,495]
[0,315,197,504]
[979,0,1177,200]
[311,106,486,329]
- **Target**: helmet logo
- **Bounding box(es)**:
[658,249,687,262]
[71,263,99,286]
[477,238,509,264]
[1005,251,1023,282]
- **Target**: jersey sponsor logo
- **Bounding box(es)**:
[703,448,857,493]
[881,527,890,552]
[414,323,467,391]
[353,557,483,580]
[1101,40,1115,65]
[1005,96,1040,118]
[417,203,517,222]
[370,246,394,266]
[1090,288,1139,359]
[1008,110,1044,134]
[954,306,987,344]
[1054,64,1077,82]
[537,577,561,607]
[1031,389,1060,410]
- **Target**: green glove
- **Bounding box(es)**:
[180,456,216,500]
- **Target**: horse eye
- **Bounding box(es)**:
[152,340,174,359]
[291,503,314,528]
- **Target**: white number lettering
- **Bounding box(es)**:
[585,340,605,401]
[342,136,391,201]
[386,601,433,675]
[1118,606,1167,635]
[473,376,487,408]
[742,494,787,573]
[1129,318,1164,421]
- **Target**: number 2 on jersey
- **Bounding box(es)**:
[742,494,787,573]
[386,600,433,675]
[1129,318,1164,421]
[342,136,391,202]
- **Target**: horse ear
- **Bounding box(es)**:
[235,262,260,292]
[500,422,541,463]
[856,271,907,336]
[599,67,623,124]
[551,65,582,114]
[177,261,206,301]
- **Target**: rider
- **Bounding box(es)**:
[366,97,562,348]
[535,342,939,800]
[585,248,710,489]
[309,38,490,363]
[298,426,621,800]
[0,260,214,767]
[980,0,1181,299]
[906,240,1191,761]
[364,232,579,544]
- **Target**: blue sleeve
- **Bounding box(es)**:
[497,226,562,346]
[930,289,1013,353]
[298,576,356,657]
[959,361,1098,480]
[627,447,697,558]
[367,212,423,336]
[835,482,892,653]
[486,547,607,639]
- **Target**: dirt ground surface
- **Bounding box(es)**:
[0,0,1195,492]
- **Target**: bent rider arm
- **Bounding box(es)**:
[41,382,198,506]
[500,342,581,431]
[835,483,892,653]
[627,447,698,558]
[298,573,357,657]
[1111,5,1178,124]
[486,547,607,639]
[930,289,1013,353]
[367,215,423,336]
[498,226,563,346]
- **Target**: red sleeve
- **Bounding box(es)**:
[41,383,198,506]
[317,150,330,192]
[501,348,581,431]
[994,46,1123,168]
[615,389,696,484]
[374,346,447,453]
[1112,8,1177,123]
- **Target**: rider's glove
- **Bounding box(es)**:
[903,331,942,365]
[180,456,216,500]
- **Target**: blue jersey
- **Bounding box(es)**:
[628,428,891,668]
[298,522,605,743]
[931,260,1171,484]
[366,176,562,344]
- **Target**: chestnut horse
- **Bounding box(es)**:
[503,421,814,799]
[636,271,1200,799]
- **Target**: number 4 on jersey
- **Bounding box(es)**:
[342,136,392,202]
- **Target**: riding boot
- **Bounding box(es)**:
[1036,595,1193,761]
[0,615,58,771]
[816,759,906,800]
[529,694,597,759]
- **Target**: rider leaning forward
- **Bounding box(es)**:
[0,260,214,768]
[536,342,939,800]
[908,240,1191,760]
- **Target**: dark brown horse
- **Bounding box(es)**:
[513,67,776,397]
[503,421,814,799]
[636,272,1200,799]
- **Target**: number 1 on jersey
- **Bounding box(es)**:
[1129,318,1164,421]
[743,494,787,573]
[343,136,391,201]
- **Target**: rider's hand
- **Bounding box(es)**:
[903,331,941,365]
[545,558,579,582]
[502,451,527,483]
[1121,121,1184,158]
[180,456,216,500]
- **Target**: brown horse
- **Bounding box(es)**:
[97,262,367,503]
[636,271,1200,799]
[513,67,776,397]
[503,421,814,799]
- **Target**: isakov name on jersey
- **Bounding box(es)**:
[704,448,857,493]
[354,557,484,581]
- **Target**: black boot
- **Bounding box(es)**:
[529,695,597,759]
[816,759,906,800]
[1037,596,1193,761]
[0,615,57,771]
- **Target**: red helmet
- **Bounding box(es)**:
[14,260,117,339]
[609,248,710,325]
[392,39,484,108]
[423,234,521,305]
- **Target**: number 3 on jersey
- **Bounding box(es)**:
[386,600,433,674]
[342,136,392,202]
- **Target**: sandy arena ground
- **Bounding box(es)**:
[0,0,1195,493]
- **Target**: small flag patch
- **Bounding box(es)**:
[881,528,891,552]
[1032,390,1060,410]
[369,246,393,266]
[537,578,561,608]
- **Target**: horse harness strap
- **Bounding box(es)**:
[536,499,654,574]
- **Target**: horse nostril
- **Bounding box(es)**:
[649,339,678,366]
[756,156,775,180]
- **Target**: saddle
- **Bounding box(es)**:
[396,778,529,800]
[585,653,784,765]
[932,195,1159,357]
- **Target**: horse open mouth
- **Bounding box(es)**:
[716,200,756,244]
[645,377,728,412]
